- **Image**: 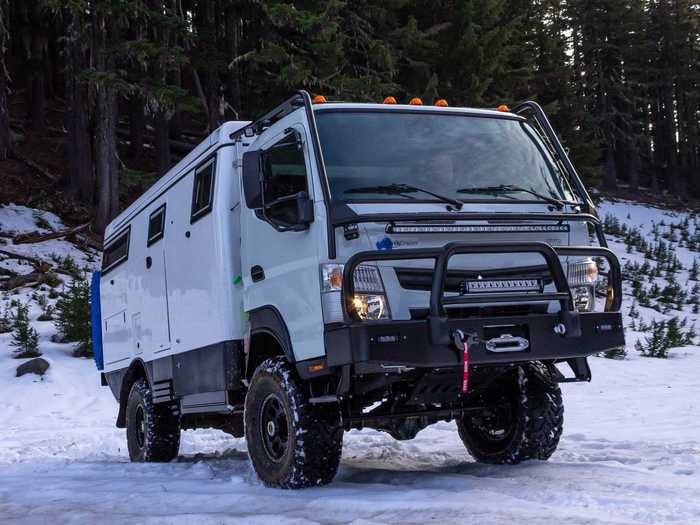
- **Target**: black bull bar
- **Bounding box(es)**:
[324,242,625,372]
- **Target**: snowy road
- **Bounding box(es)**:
[1,351,699,525]
[1,200,700,524]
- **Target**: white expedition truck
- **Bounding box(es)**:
[92,91,624,488]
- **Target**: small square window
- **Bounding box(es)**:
[191,158,216,223]
[147,204,166,246]
[102,227,130,274]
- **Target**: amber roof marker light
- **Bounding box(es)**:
[409,97,423,105]
[496,104,510,112]
[435,99,449,107]
[383,96,397,104]
[312,95,327,104]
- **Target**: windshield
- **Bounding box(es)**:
[315,111,575,204]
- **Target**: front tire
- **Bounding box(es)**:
[126,378,180,462]
[244,357,343,488]
[457,362,563,464]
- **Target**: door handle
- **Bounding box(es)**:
[250,265,265,282]
[146,256,152,269]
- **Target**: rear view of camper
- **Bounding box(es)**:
[94,91,624,488]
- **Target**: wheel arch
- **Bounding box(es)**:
[246,306,295,379]
[115,358,152,428]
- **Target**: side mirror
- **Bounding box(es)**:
[242,150,263,209]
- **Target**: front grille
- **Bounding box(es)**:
[395,265,552,293]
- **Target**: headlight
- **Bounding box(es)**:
[352,294,387,320]
[320,264,391,322]
[567,259,597,312]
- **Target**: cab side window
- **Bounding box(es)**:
[263,132,309,224]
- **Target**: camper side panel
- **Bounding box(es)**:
[100,227,133,372]
[164,145,243,357]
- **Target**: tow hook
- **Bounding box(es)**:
[452,330,477,394]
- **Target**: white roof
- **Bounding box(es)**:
[313,102,520,118]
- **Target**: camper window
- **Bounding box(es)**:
[191,158,216,223]
[147,204,166,246]
[102,227,130,274]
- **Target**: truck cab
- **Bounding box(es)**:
[94,91,624,488]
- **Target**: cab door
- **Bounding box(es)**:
[240,116,326,362]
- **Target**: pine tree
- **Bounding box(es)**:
[0,304,12,333]
[567,0,646,189]
[636,319,669,358]
[424,0,524,106]
[54,279,92,357]
[10,304,41,358]
[666,317,683,347]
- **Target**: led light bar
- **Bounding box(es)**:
[386,224,570,234]
[460,278,543,294]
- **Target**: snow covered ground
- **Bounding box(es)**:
[1,201,699,524]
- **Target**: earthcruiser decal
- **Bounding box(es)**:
[375,236,419,250]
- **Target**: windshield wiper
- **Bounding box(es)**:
[456,184,568,209]
[345,183,463,210]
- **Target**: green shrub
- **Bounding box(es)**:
[0,306,12,333]
[54,279,92,357]
[10,304,41,358]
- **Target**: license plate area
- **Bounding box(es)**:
[483,324,530,353]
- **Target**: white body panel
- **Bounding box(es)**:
[100,122,249,374]
[239,113,328,361]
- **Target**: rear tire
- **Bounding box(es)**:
[126,378,180,462]
[457,362,563,464]
[244,357,343,488]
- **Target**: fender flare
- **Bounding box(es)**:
[247,306,295,373]
[115,358,152,428]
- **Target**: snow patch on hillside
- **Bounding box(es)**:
[0,201,699,524]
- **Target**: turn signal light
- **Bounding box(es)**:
[409,97,423,105]
[383,96,397,104]
[496,104,510,112]
[312,95,327,104]
[435,99,449,107]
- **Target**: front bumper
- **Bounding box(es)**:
[325,241,624,375]
[326,310,624,371]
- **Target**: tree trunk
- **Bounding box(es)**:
[154,110,171,176]
[93,8,119,234]
[129,94,145,159]
[0,68,8,161]
[66,82,94,203]
[65,10,93,203]
[627,141,640,191]
[27,6,47,132]
[169,66,183,140]
[95,85,118,234]
[225,2,241,116]
[0,0,9,160]
[603,148,617,190]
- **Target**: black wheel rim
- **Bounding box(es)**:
[469,402,515,446]
[260,393,289,462]
[135,405,146,448]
